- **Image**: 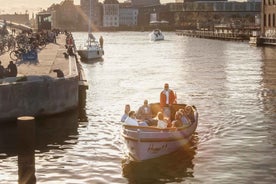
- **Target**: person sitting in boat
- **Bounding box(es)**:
[125,111,148,126]
[179,108,191,127]
[160,83,176,121]
[121,104,130,122]
[172,110,190,128]
[156,112,168,129]
[136,99,155,125]
[185,105,195,123]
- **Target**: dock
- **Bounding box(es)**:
[176,30,249,41]
[0,33,87,122]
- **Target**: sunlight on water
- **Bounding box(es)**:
[1,32,276,183]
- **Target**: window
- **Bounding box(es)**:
[264,14,267,27]
[273,14,275,27]
[268,14,271,27]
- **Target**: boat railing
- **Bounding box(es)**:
[123,125,177,132]
[122,126,194,142]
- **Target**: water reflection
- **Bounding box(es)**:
[122,134,198,183]
[0,109,80,159]
[35,109,79,152]
[80,57,104,64]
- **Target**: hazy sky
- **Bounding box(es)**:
[0,0,175,14]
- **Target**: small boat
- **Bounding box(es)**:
[249,36,262,47]
[249,30,262,47]
[77,0,104,60]
[149,29,164,41]
[121,103,198,161]
[77,33,104,60]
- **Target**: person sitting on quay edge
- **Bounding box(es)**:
[121,104,131,122]
[0,61,5,79]
[6,61,17,77]
[136,99,155,126]
[160,83,176,121]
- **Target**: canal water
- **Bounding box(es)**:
[0,32,276,183]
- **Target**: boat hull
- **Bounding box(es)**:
[149,34,164,41]
[122,103,198,161]
[77,48,104,60]
[149,29,164,41]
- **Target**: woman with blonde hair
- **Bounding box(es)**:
[156,112,168,128]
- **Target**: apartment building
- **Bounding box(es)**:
[103,0,120,27]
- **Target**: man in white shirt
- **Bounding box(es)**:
[124,111,139,126]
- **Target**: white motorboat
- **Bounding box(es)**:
[149,29,164,41]
[121,103,198,161]
[77,0,104,60]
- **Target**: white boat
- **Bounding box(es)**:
[121,103,198,161]
[149,29,164,41]
[77,0,104,60]
[77,34,104,60]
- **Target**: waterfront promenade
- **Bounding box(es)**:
[0,34,70,78]
[0,34,82,122]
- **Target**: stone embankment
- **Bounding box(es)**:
[0,34,86,122]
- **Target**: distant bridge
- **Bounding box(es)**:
[0,19,32,31]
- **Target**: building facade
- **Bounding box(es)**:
[103,0,120,27]
[80,0,102,28]
[261,0,276,37]
[119,3,138,26]
[173,1,261,29]
[131,0,160,7]
[46,0,82,31]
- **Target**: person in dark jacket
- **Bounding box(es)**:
[7,61,17,77]
[0,61,5,78]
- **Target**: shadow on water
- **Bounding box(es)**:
[121,134,198,184]
[80,57,104,64]
[0,109,81,159]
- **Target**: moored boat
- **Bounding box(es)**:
[77,36,104,60]
[121,103,198,161]
[77,0,104,60]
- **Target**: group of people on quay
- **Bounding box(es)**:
[0,25,61,79]
[0,60,17,78]
[121,83,195,128]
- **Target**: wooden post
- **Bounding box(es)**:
[17,116,36,184]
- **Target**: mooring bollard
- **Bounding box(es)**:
[17,116,36,184]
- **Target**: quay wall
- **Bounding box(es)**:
[0,44,81,123]
[0,55,80,122]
